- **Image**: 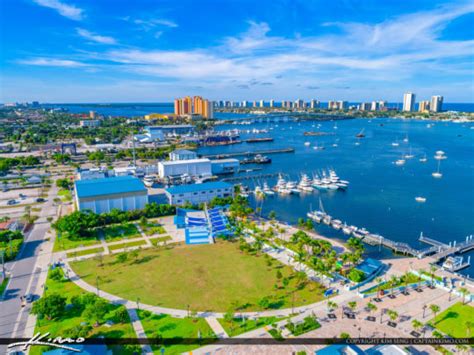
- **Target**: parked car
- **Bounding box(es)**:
[36,198,45,203]
[25,293,33,303]
[7,199,17,205]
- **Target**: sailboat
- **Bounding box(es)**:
[432,160,442,178]
[403,134,409,143]
[404,146,415,159]
[419,154,427,163]
[391,138,400,147]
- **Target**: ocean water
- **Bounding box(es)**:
[198,118,474,276]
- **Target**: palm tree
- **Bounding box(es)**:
[327,301,338,313]
[429,304,440,319]
[411,319,423,333]
[455,344,469,354]
[375,277,383,297]
[432,330,443,339]
[429,265,437,286]
[459,287,469,304]
[389,275,398,296]
[367,302,377,316]
[348,301,357,314]
[387,310,398,323]
[465,320,473,338]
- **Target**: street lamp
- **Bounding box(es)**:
[96,276,100,296]
[422,305,427,318]
[136,297,140,311]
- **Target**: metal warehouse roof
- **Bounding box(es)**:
[165,181,233,195]
[75,176,146,198]
[160,158,210,166]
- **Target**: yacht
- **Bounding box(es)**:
[143,175,155,188]
[403,134,409,143]
[254,185,264,197]
[286,180,300,194]
[432,160,442,178]
[415,196,427,203]
[322,214,332,225]
[331,219,342,230]
[434,150,447,160]
[263,182,275,195]
[307,210,325,223]
[298,174,314,192]
[395,158,406,166]
[304,142,311,147]
[275,175,291,194]
[442,256,470,272]
[342,223,353,235]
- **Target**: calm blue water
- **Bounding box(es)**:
[44,103,474,275]
[199,118,474,276]
[43,102,474,116]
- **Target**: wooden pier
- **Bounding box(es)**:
[419,234,474,261]
[222,173,280,182]
[202,147,295,159]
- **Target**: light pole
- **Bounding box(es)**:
[136,297,140,311]
[96,276,100,296]
[380,309,384,324]
[422,305,427,318]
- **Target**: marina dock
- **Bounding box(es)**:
[202,147,295,159]
[419,234,474,261]
[222,173,280,182]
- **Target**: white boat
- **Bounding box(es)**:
[395,159,406,166]
[403,134,409,143]
[434,151,447,160]
[323,215,332,225]
[286,180,299,194]
[143,175,155,188]
[419,154,427,163]
[358,228,370,236]
[275,175,291,194]
[263,182,275,196]
[391,141,399,147]
[331,219,342,230]
[442,256,470,272]
[432,160,442,178]
[342,224,353,235]
[327,184,339,190]
[415,197,427,203]
[404,147,414,159]
[304,142,311,147]
[298,174,314,192]
[307,210,324,223]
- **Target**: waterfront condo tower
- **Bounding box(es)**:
[403,92,416,112]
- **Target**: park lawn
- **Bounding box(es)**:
[218,316,283,337]
[149,235,172,246]
[53,231,101,252]
[66,247,104,258]
[137,310,216,354]
[109,240,147,251]
[71,240,326,312]
[58,189,72,201]
[430,302,474,338]
[101,223,140,242]
[30,268,137,355]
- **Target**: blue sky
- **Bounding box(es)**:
[1,0,473,103]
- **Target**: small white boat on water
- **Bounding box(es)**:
[434,150,447,160]
[298,174,314,192]
[395,159,406,166]
[419,154,428,163]
[432,160,443,178]
[331,219,342,230]
[442,256,470,272]
[263,182,275,195]
[342,224,353,235]
[304,142,311,147]
[404,147,415,159]
[403,134,409,143]
[415,197,427,203]
[323,215,332,225]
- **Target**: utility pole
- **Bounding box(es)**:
[1,250,5,279]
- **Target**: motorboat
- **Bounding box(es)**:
[304,142,311,147]
[342,224,353,235]
[275,174,291,194]
[395,159,406,166]
[298,174,314,192]
[323,214,332,225]
[331,219,342,230]
[358,228,370,236]
[432,160,442,178]
[415,197,427,203]
[263,182,275,195]
[143,175,155,188]
[307,210,325,223]
[403,134,409,143]
[286,181,300,194]
[442,256,470,272]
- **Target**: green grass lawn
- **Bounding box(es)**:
[218,316,282,337]
[66,247,104,258]
[137,310,216,354]
[101,223,140,241]
[71,240,326,312]
[149,235,172,246]
[430,302,474,338]
[53,231,101,252]
[58,189,72,201]
[30,268,137,355]
[109,240,147,251]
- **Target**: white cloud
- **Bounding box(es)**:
[18,58,88,67]
[32,0,84,21]
[77,28,117,44]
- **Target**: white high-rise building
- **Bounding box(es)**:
[242,100,248,108]
[259,100,265,108]
[359,103,371,111]
[269,99,274,107]
[430,95,443,112]
[403,93,416,112]
[310,99,319,109]
[370,101,379,111]
[295,99,304,109]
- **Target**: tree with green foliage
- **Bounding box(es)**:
[83,299,109,326]
[116,252,128,263]
[412,319,423,333]
[429,304,440,318]
[31,293,67,320]
[56,178,72,189]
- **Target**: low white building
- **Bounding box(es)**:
[169,149,198,161]
[164,181,234,205]
[74,176,148,214]
[158,158,212,178]
[80,119,101,127]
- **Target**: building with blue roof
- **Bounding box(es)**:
[164,181,233,205]
[74,176,148,214]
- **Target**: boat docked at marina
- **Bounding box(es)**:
[298,174,314,192]
[274,174,291,194]
[442,256,470,272]
[143,175,155,188]
[331,219,342,230]
[263,182,275,195]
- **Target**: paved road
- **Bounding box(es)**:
[0,185,58,354]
